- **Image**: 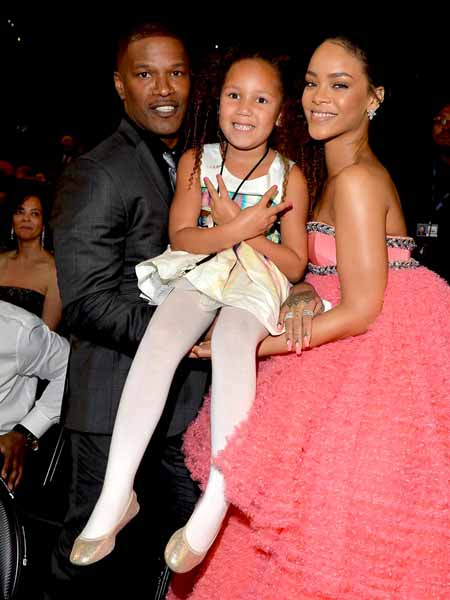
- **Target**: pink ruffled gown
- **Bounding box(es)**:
[168,222,450,600]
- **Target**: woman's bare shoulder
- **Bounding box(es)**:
[0,250,15,265]
[336,159,393,191]
[38,251,57,275]
[334,161,395,207]
[0,250,16,258]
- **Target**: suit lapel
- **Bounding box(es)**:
[136,141,171,206]
[118,119,171,207]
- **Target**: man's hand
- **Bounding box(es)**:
[278,282,324,353]
[188,319,216,359]
[190,340,212,359]
[0,431,27,491]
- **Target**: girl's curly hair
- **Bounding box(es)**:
[184,45,322,207]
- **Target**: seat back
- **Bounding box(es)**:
[0,478,27,600]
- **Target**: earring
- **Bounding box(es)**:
[41,227,45,248]
[367,109,377,121]
[10,227,14,240]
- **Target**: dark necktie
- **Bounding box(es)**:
[162,151,177,192]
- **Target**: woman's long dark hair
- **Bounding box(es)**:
[303,32,391,212]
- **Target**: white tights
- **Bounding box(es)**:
[81,280,267,554]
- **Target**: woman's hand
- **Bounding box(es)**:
[278,282,324,353]
[204,175,240,226]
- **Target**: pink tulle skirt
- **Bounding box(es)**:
[169,267,450,600]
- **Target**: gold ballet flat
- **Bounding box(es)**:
[164,527,206,573]
[70,491,140,566]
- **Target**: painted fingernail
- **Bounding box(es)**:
[295,341,301,355]
[287,339,292,351]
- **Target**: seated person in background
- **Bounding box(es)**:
[0,160,15,179]
[0,181,62,329]
[45,133,84,185]
[0,300,69,492]
[414,102,450,282]
[59,134,83,167]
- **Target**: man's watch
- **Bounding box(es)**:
[12,424,39,451]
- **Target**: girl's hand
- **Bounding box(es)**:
[234,185,291,241]
[204,175,240,226]
[278,282,324,353]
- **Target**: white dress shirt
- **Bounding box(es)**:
[0,300,69,437]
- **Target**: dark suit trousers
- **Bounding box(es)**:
[46,430,200,599]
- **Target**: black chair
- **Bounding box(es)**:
[42,425,66,490]
[0,426,68,600]
[0,478,27,600]
[18,425,69,526]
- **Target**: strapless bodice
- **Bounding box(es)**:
[307,222,419,275]
[0,285,45,317]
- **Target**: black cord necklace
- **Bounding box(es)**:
[219,143,270,200]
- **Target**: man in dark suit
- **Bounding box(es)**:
[48,21,209,599]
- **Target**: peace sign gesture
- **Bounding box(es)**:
[204,175,290,242]
[203,175,240,226]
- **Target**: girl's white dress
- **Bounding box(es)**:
[136,143,293,335]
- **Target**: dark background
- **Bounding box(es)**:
[0,10,443,229]
[0,11,445,597]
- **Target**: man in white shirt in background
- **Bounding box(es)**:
[0,300,69,491]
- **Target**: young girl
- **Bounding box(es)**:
[70,51,310,571]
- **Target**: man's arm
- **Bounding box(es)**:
[0,319,69,490]
[52,159,155,356]
[17,321,70,438]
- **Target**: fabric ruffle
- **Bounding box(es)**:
[169,267,450,599]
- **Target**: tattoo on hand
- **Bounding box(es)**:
[286,292,315,307]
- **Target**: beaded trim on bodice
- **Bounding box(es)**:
[306,222,420,275]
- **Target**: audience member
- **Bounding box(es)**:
[0,159,15,178]
[0,182,62,329]
[414,102,450,281]
[0,301,69,492]
[45,133,84,184]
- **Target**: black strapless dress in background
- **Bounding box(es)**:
[0,286,45,318]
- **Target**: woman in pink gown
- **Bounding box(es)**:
[169,36,450,599]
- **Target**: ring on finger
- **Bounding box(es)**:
[302,309,314,317]
[284,311,294,320]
